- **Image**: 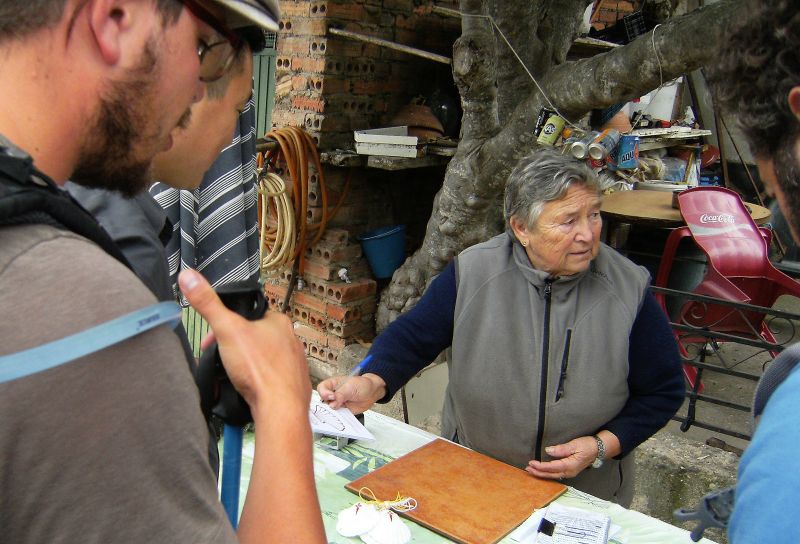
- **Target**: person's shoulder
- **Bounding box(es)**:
[458,232,510,258]
[0,222,126,266]
[0,224,155,335]
[731,364,800,542]
[584,244,650,316]
[753,343,800,420]
[740,364,800,471]
[591,243,650,285]
[455,233,514,279]
[755,362,800,429]
[0,224,90,270]
[65,183,159,241]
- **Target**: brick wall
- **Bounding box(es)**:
[265,1,459,380]
[263,228,377,378]
[272,0,460,149]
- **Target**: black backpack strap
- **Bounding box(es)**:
[0,152,131,270]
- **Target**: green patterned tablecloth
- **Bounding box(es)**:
[224,410,717,544]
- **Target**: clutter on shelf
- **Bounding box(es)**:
[534,83,718,195]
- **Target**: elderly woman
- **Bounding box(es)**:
[319,147,684,505]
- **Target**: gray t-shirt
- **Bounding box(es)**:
[0,224,236,543]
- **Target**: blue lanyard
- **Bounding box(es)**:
[0,301,182,383]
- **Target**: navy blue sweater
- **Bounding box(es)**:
[363,260,685,457]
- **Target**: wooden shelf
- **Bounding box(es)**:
[320,150,452,170]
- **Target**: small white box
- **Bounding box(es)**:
[354,126,424,158]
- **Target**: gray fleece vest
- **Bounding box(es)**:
[442,233,649,504]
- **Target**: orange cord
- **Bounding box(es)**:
[257,127,351,275]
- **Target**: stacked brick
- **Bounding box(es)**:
[263,0,461,378]
[263,228,377,379]
[271,0,461,150]
[590,0,642,31]
[260,146,387,379]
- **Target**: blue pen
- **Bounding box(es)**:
[349,354,373,376]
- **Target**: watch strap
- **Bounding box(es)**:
[591,434,605,468]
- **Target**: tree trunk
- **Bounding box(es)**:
[376,0,746,330]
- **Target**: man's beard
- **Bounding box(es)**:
[71,39,165,198]
[772,133,800,242]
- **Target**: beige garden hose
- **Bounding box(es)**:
[258,171,296,270]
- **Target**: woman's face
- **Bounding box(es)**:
[511,184,603,277]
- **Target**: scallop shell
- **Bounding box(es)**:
[336,502,380,537]
[359,510,411,544]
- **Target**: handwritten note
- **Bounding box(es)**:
[309,399,375,442]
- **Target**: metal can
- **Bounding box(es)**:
[588,129,621,160]
[561,135,579,156]
[589,156,606,169]
[534,108,556,138]
[536,114,566,146]
[569,132,597,160]
[609,134,640,170]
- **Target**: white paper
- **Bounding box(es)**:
[508,508,548,543]
[509,503,614,544]
[309,399,375,441]
[535,503,610,544]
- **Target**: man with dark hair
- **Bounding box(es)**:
[67,27,266,302]
[66,26,267,476]
[149,27,267,298]
[707,0,800,541]
[0,1,325,543]
[710,0,800,239]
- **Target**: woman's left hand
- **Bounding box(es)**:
[525,435,598,480]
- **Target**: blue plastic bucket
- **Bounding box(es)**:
[358,225,406,279]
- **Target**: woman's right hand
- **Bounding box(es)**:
[317,373,386,414]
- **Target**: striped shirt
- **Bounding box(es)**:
[150,98,261,302]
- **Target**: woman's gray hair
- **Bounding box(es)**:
[504,146,600,233]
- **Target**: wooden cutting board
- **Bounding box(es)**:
[345,439,566,544]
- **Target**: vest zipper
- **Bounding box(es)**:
[555,329,572,401]
[534,279,553,461]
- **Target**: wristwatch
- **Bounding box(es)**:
[591,435,605,468]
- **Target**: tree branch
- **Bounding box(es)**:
[454,0,500,141]
[493,0,590,123]
[376,0,748,329]
[548,0,747,117]
[503,0,746,141]
[492,1,538,123]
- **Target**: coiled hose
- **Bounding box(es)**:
[257,126,350,277]
[258,171,296,270]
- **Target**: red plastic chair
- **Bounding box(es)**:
[654,186,800,387]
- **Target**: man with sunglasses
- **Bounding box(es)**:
[0,1,325,543]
